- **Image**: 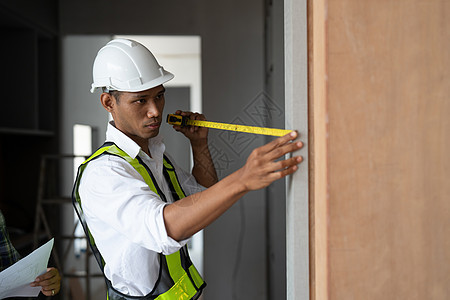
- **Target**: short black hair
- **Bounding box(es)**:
[103,89,122,103]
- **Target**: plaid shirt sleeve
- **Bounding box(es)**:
[0,211,21,271]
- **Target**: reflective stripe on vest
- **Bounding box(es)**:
[72,143,205,299]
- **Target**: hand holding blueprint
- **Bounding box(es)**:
[0,238,54,299]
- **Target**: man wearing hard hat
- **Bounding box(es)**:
[73,38,303,299]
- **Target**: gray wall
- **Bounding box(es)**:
[60,35,112,299]
[60,36,111,159]
[160,87,191,172]
[60,1,286,299]
[265,0,287,299]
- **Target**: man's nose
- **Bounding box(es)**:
[146,102,159,118]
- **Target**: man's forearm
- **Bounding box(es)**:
[191,140,218,188]
[164,168,247,241]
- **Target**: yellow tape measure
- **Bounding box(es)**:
[166,114,292,137]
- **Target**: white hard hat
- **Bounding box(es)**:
[90,38,174,93]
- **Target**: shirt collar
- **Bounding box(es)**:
[105,121,165,160]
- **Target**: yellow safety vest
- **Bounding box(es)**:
[72,142,205,300]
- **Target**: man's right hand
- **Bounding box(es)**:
[237,131,303,191]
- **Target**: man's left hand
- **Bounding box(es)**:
[30,267,61,296]
[171,110,209,145]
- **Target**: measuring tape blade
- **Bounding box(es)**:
[166,114,292,137]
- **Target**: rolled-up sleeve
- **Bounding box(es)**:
[79,154,187,255]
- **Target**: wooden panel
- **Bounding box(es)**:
[309,0,328,299]
[310,0,450,299]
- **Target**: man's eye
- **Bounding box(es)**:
[156,94,164,100]
[136,99,146,104]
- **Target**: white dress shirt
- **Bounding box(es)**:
[79,122,204,296]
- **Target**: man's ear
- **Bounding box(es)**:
[100,93,114,113]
